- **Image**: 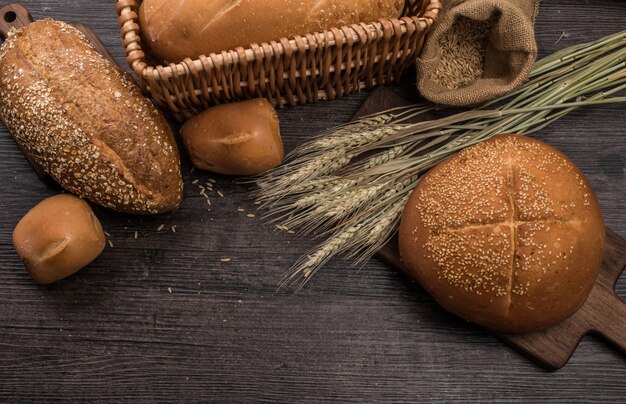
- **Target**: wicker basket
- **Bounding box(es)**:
[116,0,441,122]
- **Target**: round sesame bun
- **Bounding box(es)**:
[399,135,605,333]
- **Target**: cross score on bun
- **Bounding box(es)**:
[0,20,183,215]
[139,0,405,63]
[399,135,605,333]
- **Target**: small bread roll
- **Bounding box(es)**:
[399,135,605,333]
[181,99,284,176]
[13,194,106,284]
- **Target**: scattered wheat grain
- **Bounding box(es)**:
[433,16,495,89]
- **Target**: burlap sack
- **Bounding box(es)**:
[416,0,540,106]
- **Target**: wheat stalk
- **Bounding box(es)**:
[296,105,435,154]
[258,29,626,290]
[282,193,412,292]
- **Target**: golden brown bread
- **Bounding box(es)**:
[181,99,284,176]
[0,19,183,215]
[13,194,106,285]
[139,0,405,63]
[399,135,605,333]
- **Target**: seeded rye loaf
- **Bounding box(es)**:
[0,19,183,214]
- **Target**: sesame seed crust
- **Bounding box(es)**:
[398,135,605,333]
[0,20,183,215]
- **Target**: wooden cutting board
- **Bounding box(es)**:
[358,87,626,371]
[0,2,121,185]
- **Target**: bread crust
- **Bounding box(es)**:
[139,0,405,63]
[181,99,283,175]
[0,20,183,214]
[399,135,605,333]
[13,194,106,285]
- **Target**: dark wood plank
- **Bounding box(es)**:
[0,0,624,402]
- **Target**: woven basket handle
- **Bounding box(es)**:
[0,3,33,41]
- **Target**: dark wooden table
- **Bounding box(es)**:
[0,0,624,402]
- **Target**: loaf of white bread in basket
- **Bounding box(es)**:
[0,19,183,215]
[139,0,405,63]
